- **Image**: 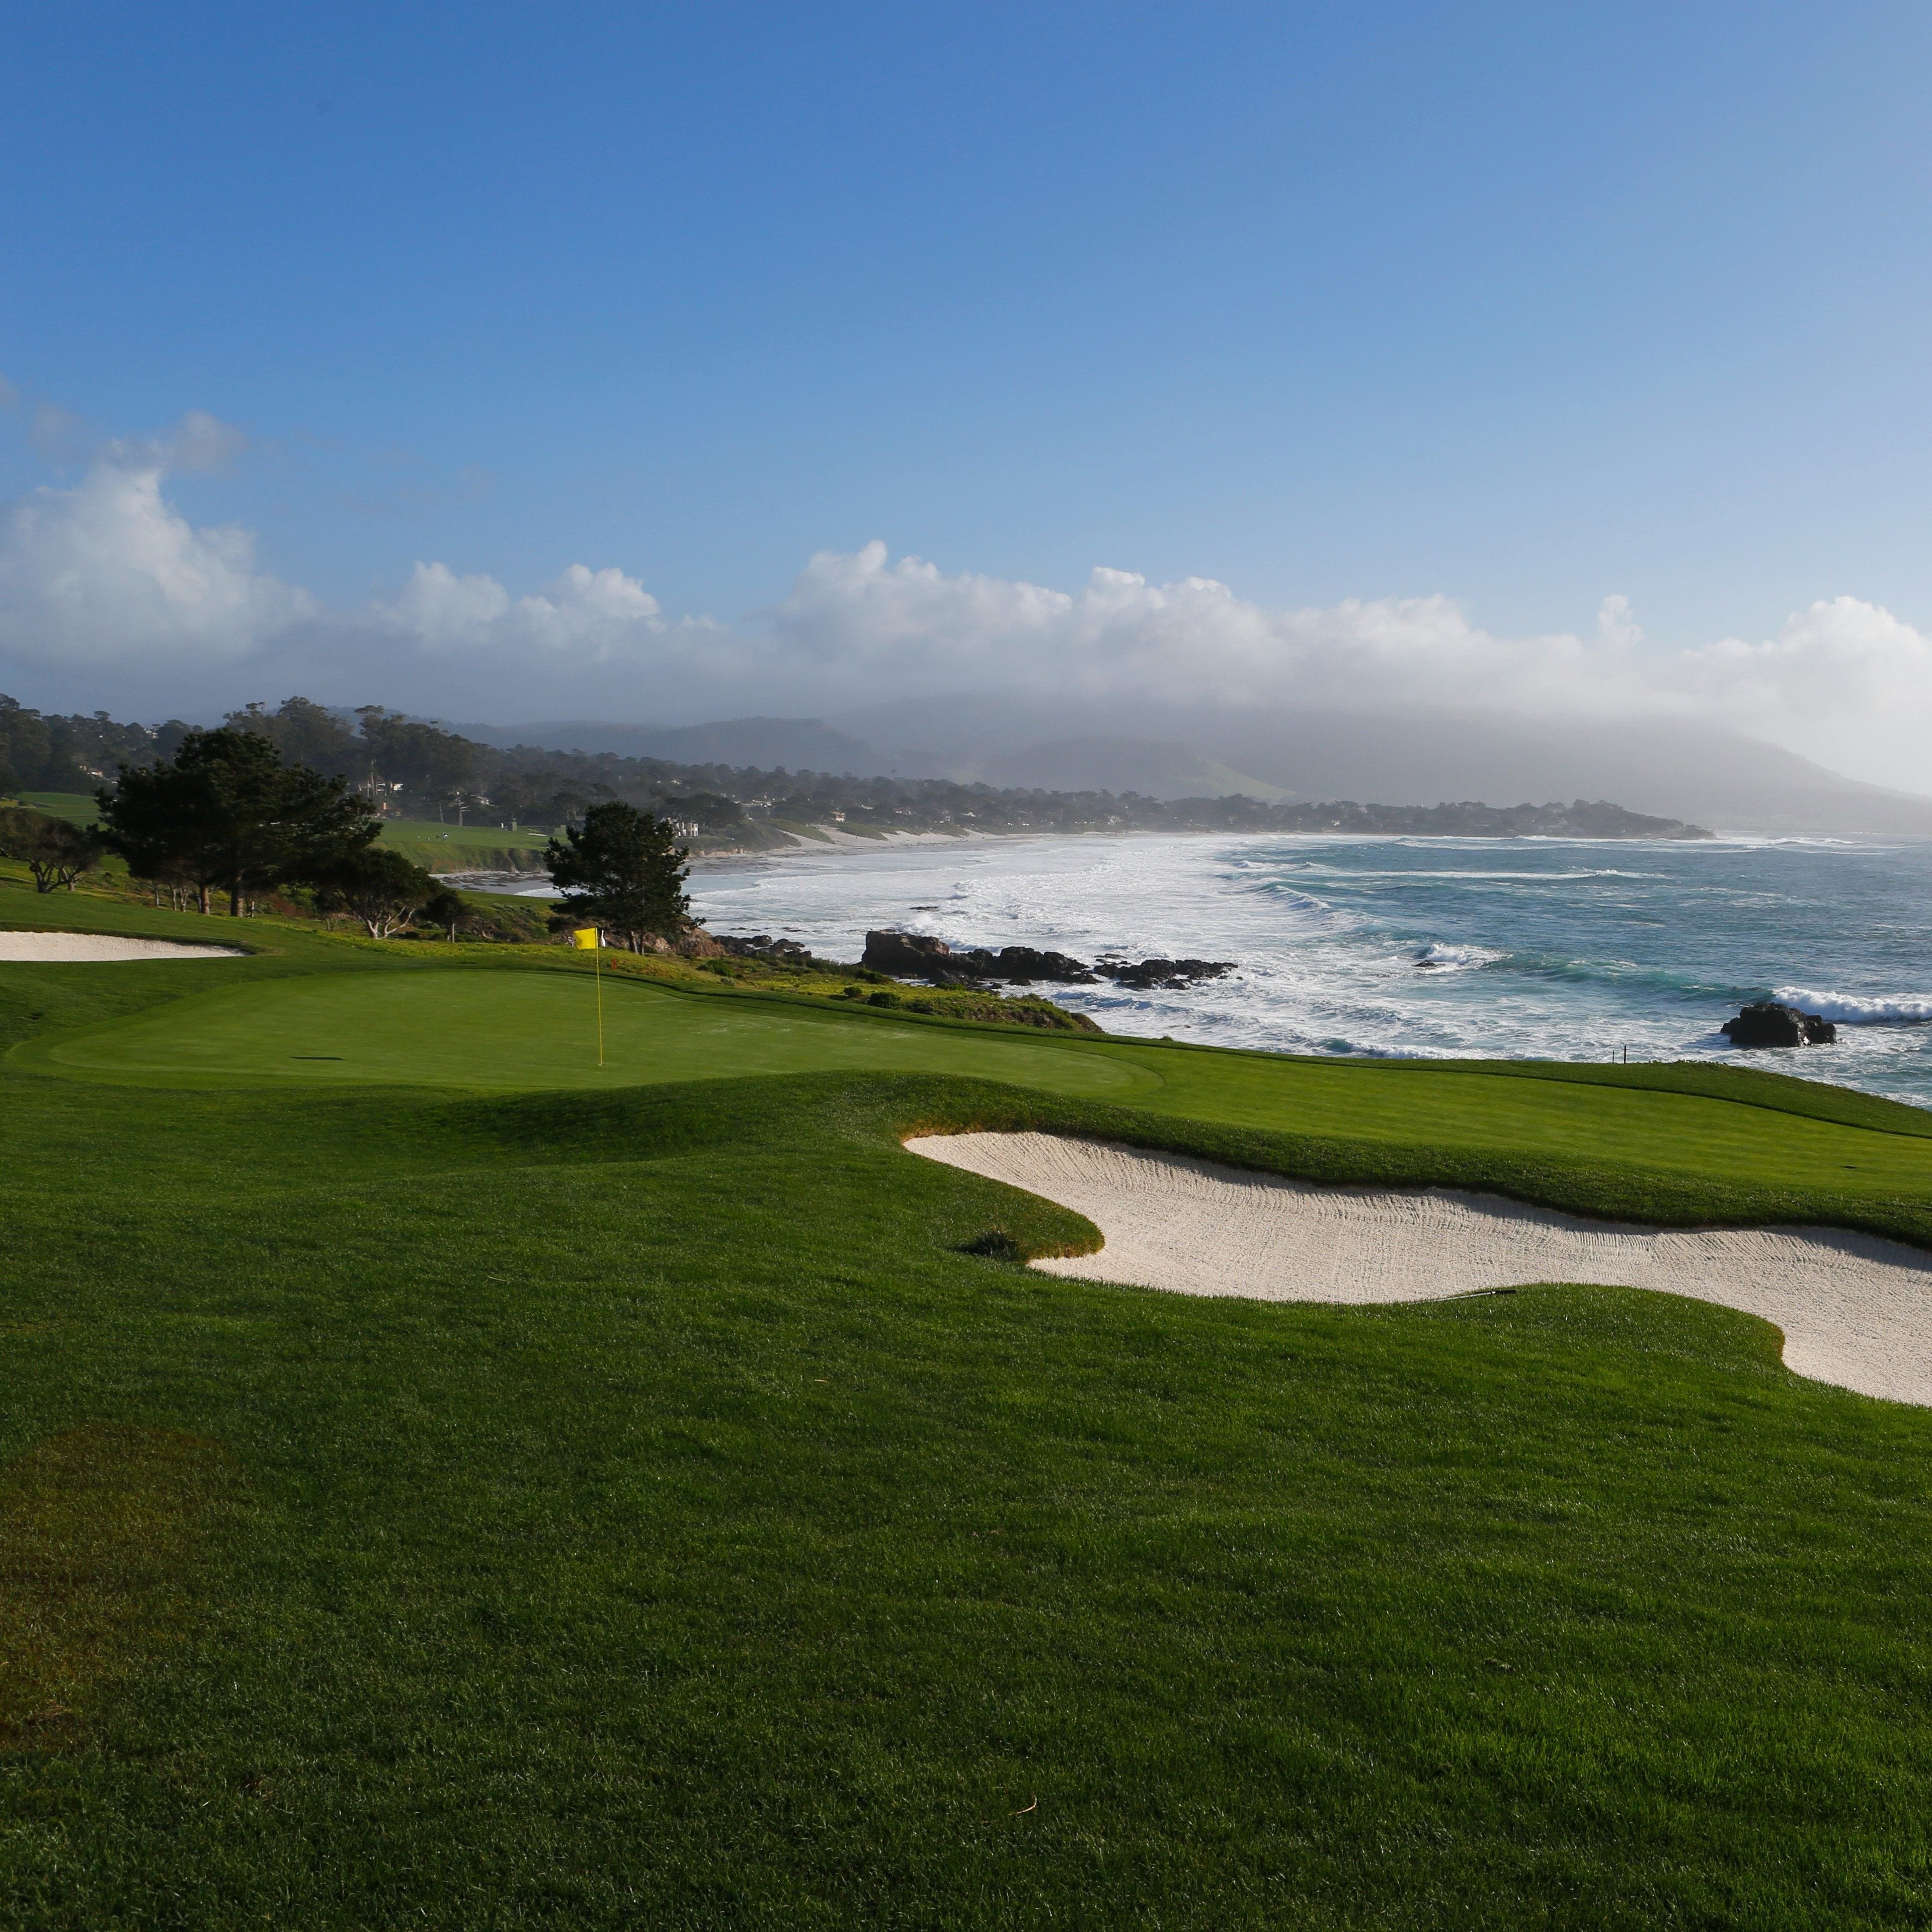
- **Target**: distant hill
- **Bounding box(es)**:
[984,737,1294,802]
[450,698,1932,835]
[460,716,886,773]
[832,696,1932,836]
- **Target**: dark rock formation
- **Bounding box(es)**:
[865,928,1238,991]
[719,932,813,962]
[968,945,1100,986]
[865,931,1100,984]
[1721,1001,1836,1048]
[863,930,954,974]
[1102,957,1235,991]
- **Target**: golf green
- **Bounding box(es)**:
[22,956,1932,1205]
[13,967,1163,1100]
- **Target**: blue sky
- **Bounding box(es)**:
[5,2,1932,781]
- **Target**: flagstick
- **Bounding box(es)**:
[595,939,604,1067]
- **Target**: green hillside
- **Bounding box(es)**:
[6,887,1932,1925]
[14,789,101,826]
[375,815,552,872]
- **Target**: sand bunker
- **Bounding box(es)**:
[907,1132,1932,1406]
[0,932,244,962]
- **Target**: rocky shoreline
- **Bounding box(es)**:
[861,929,1235,992]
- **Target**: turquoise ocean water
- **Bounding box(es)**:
[687,833,1932,1106]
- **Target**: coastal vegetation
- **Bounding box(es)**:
[545,799,691,950]
[0,806,99,893]
[2,691,1712,850]
[94,726,380,917]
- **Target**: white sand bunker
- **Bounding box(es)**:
[907,1132,1932,1407]
[0,932,244,961]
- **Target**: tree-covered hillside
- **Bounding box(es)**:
[1,693,1713,843]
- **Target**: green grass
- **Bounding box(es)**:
[14,790,100,827]
[21,948,1932,1240]
[7,887,1932,1924]
[15,969,1157,1101]
[376,816,551,873]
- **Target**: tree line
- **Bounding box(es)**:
[3,691,1711,844]
[3,719,693,949]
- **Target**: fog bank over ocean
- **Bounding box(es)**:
[687,831,1932,1106]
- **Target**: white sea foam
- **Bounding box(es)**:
[685,829,1932,1107]
[1415,942,1502,971]
[1779,988,1932,1026]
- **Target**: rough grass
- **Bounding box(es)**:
[6,898,1932,1923]
[0,1428,233,1744]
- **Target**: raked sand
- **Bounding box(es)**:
[0,931,245,961]
[907,1131,1932,1406]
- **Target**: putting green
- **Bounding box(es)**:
[20,956,1932,1201]
[14,969,1162,1100]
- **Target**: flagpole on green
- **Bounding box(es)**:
[573,927,604,1065]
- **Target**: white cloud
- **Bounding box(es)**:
[770,541,1622,713]
[1673,596,1932,783]
[1685,596,1932,712]
[5,437,1932,789]
[160,409,250,474]
[372,560,741,679]
[0,454,313,669]
[29,403,89,461]
[766,547,1932,786]
[1596,593,1642,649]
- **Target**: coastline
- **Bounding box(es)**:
[440,816,1768,896]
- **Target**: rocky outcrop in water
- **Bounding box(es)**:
[1722,1001,1836,1047]
[719,932,814,962]
[1101,957,1236,991]
[863,930,1234,990]
[965,945,1101,985]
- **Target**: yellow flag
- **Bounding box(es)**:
[572,927,600,950]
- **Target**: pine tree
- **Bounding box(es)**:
[544,801,690,951]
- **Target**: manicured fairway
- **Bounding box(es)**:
[1136,1045,1932,1201]
[2,1059,1932,1925]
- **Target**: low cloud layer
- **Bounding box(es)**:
[4,434,1932,790]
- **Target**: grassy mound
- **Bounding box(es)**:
[5,894,1932,1924]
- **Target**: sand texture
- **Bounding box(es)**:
[907,1131,1932,1406]
[0,932,245,961]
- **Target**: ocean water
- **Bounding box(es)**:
[686,832,1932,1106]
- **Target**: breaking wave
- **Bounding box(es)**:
[1777,988,1932,1026]
[1415,942,1503,971]
[685,826,1932,1107]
